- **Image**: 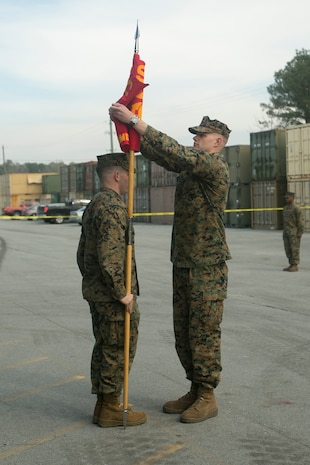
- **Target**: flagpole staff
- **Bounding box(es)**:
[123,23,140,429]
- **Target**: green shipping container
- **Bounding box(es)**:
[135,154,150,188]
[42,174,61,195]
[224,145,251,183]
[250,129,286,180]
[224,182,251,228]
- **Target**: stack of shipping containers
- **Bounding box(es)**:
[286,124,310,232]
[149,161,177,225]
[134,154,151,223]
[250,129,287,230]
[60,165,69,202]
[42,174,61,203]
[224,145,251,228]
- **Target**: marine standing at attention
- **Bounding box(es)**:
[282,191,304,272]
[77,152,146,427]
[109,103,231,423]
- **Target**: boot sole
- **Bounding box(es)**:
[98,418,147,427]
[163,405,192,414]
[180,409,218,423]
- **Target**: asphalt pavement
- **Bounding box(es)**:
[0,219,309,465]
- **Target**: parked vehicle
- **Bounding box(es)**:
[69,206,86,225]
[37,200,90,224]
[2,201,38,217]
[22,204,40,220]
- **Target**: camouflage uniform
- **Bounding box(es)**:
[283,203,304,266]
[141,125,231,389]
[77,187,139,396]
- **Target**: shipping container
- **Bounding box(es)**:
[251,180,287,230]
[135,154,150,188]
[134,187,150,223]
[60,166,69,195]
[76,163,85,192]
[84,161,97,193]
[287,178,310,232]
[0,173,46,209]
[150,186,175,225]
[224,183,251,228]
[69,164,77,192]
[286,124,310,178]
[0,174,10,209]
[250,129,286,180]
[224,145,251,183]
[42,174,61,195]
[151,162,178,187]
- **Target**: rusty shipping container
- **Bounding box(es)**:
[224,145,251,183]
[287,178,310,232]
[84,161,101,198]
[286,123,310,178]
[251,180,287,230]
[150,186,175,225]
[250,129,286,180]
[150,162,178,187]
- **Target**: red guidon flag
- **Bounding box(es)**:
[114,52,148,152]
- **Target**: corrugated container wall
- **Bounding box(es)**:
[69,164,77,193]
[0,174,10,209]
[42,174,61,194]
[76,163,85,192]
[250,129,286,180]
[224,145,251,183]
[135,154,150,188]
[225,183,251,228]
[286,124,310,178]
[150,186,175,225]
[60,166,69,196]
[287,178,310,232]
[251,180,287,230]
[84,161,96,194]
[151,162,178,187]
[134,187,150,223]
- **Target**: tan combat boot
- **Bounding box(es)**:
[98,394,146,427]
[92,394,104,424]
[288,265,298,272]
[163,383,198,414]
[283,266,291,271]
[180,386,218,423]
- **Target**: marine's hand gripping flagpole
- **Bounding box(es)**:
[112,23,148,429]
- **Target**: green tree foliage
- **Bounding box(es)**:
[0,160,65,175]
[260,49,310,128]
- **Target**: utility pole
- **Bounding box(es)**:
[109,119,114,153]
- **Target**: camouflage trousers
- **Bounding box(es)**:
[89,301,139,396]
[173,264,227,389]
[283,232,301,265]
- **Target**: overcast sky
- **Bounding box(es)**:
[0,0,309,164]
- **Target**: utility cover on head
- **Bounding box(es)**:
[97,152,129,171]
[284,192,295,197]
[189,116,231,138]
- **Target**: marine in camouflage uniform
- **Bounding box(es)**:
[77,152,146,427]
[109,103,231,423]
[282,192,304,272]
